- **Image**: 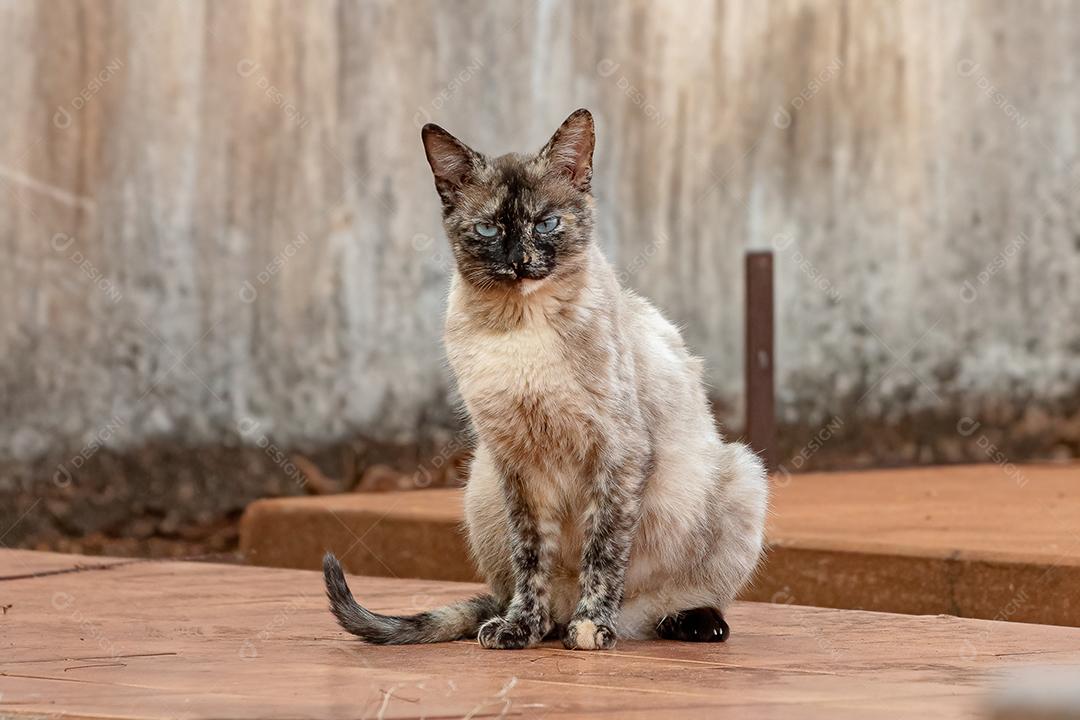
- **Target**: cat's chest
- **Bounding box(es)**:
[447,323,601,458]
[449,323,579,404]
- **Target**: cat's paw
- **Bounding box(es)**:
[562,617,617,650]
[655,607,729,642]
[477,615,540,650]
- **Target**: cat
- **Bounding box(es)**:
[323,109,769,650]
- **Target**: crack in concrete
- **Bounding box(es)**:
[0,552,236,583]
[2,652,179,667]
[0,559,141,583]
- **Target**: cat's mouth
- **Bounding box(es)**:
[514,267,551,281]
[491,265,552,284]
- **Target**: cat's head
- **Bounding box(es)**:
[421,109,596,291]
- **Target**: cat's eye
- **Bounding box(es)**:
[474,222,500,238]
[534,216,560,234]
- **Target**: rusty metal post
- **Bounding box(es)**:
[745,251,776,471]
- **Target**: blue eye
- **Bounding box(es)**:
[475,222,499,238]
[534,216,560,234]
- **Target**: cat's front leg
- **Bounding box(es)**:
[564,456,645,651]
[478,468,554,649]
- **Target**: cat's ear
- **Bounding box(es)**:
[421,124,481,203]
[538,109,595,192]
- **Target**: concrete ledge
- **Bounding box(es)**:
[240,462,1080,626]
[241,488,471,582]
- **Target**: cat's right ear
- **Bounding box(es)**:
[421,124,480,205]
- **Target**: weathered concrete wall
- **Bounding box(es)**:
[2,0,1078,484]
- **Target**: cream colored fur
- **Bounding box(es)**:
[448,243,769,639]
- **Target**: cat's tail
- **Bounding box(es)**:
[322,553,501,644]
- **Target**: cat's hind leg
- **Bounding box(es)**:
[655,607,729,642]
[618,442,768,642]
[615,586,724,640]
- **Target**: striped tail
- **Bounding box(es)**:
[322,553,501,644]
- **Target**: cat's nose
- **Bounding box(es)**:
[506,242,526,271]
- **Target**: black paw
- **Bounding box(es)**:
[656,607,729,642]
[477,616,541,650]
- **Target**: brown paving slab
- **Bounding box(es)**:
[240,463,1080,625]
[2,549,1079,719]
[766,463,1079,565]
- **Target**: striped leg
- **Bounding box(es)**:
[477,468,554,649]
[563,458,644,650]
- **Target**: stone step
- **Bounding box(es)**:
[240,462,1080,626]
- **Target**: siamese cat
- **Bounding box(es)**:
[324,109,768,650]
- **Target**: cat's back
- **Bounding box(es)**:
[613,283,720,461]
[618,287,702,380]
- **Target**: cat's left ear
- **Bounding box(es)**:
[539,109,595,192]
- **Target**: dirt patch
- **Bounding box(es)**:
[0,432,469,559]
[2,398,1075,559]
